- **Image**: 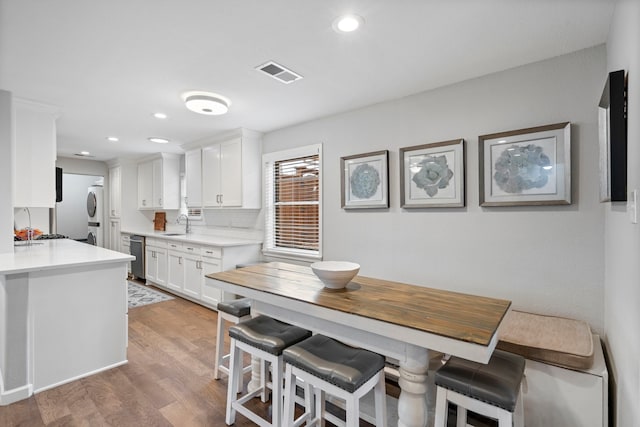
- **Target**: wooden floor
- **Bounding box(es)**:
[0,287,394,426]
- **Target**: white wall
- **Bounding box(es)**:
[263,46,606,332]
[604,1,640,426]
[0,91,14,253]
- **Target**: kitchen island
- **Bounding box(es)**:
[0,239,133,405]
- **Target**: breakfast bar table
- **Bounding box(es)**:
[206,262,511,427]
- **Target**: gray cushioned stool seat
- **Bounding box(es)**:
[283,334,385,393]
[229,315,311,355]
[434,349,525,412]
[217,298,252,318]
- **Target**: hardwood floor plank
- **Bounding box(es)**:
[0,293,386,426]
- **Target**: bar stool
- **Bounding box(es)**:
[225,315,312,427]
[214,298,252,381]
[282,334,387,427]
[434,349,526,427]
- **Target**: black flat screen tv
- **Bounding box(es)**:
[598,69,627,202]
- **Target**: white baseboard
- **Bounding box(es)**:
[33,359,128,395]
[0,383,33,406]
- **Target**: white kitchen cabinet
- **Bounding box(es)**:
[137,153,181,210]
[13,98,59,208]
[121,234,131,274]
[109,219,121,252]
[145,238,167,287]
[183,247,202,299]
[108,165,121,218]
[201,251,222,306]
[183,128,262,210]
[166,241,184,292]
[185,148,202,208]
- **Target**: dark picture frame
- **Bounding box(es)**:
[599,69,627,202]
[340,150,389,209]
[479,122,571,206]
[400,139,465,208]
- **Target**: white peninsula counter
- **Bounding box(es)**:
[0,239,133,405]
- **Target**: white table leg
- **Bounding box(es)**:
[247,355,262,394]
[398,348,430,427]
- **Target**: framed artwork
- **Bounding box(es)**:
[340,150,389,209]
[598,69,627,202]
[400,139,465,208]
[479,122,571,206]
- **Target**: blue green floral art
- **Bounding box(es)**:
[350,163,381,199]
[493,144,551,193]
[412,155,454,197]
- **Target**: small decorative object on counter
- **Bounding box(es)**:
[310,261,360,289]
[153,212,167,231]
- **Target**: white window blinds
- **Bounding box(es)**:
[264,144,322,260]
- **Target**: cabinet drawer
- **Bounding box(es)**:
[183,244,201,256]
[146,238,167,249]
[167,241,183,251]
[201,246,221,259]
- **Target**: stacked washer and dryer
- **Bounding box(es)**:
[87,185,104,247]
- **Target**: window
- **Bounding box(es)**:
[263,144,322,260]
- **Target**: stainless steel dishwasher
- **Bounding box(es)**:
[130,235,145,280]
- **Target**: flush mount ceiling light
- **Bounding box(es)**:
[153,112,168,119]
[333,14,364,33]
[106,136,119,142]
[181,91,230,115]
[74,151,94,158]
[148,137,170,144]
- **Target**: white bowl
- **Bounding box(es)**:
[310,261,360,289]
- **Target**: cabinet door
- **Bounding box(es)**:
[109,166,121,217]
[184,254,202,299]
[185,149,202,208]
[201,257,222,306]
[137,161,153,209]
[152,158,163,208]
[109,219,121,251]
[220,138,242,207]
[155,247,168,287]
[145,247,157,283]
[202,143,221,207]
[167,250,184,292]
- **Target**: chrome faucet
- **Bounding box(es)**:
[176,214,191,234]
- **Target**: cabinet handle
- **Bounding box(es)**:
[179,257,182,265]
[142,200,146,206]
[185,196,188,205]
[187,247,193,251]
[220,194,223,205]
[158,198,162,206]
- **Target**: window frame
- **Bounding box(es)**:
[262,144,322,262]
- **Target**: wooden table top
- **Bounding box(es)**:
[207,262,511,347]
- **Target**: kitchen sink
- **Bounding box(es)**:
[162,233,185,236]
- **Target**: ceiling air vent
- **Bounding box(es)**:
[255,61,303,84]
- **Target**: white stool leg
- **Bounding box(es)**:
[225,338,241,425]
[434,386,448,427]
[283,364,296,426]
[316,389,326,427]
[456,406,467,427]
[374,372,387,427]
[271,355,283,427]
[214,314,225,380]
[497,409,513,427]
[514,385,525,427]
[345,392,359,427]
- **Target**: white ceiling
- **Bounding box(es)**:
[0,0,615,162]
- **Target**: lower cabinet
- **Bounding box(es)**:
[145,239,167,287]
[144,237,260,310]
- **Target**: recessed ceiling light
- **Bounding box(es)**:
[181,91,230,115]
[148,137,169,144]
[153,112,168,119]
[106,136,119,142]
[80,151,90,156]
[333,14,364,33]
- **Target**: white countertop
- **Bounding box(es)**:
[120,229,263,247]
[0,239,134,275]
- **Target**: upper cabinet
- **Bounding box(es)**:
[184,148,202,208]
[137,153,181,210]
[108,165,121,218]
[13,98,60,208]
[183,128,262,210]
